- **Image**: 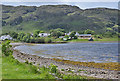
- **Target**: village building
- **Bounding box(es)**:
[38,33,50,37]
[0,35,13,41]
[78,34,92,39]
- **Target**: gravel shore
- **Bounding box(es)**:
[11,43,119,79]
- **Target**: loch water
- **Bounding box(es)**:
[14,42,119,63]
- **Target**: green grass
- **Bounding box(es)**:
[67,39,88,42]
[94,37,118,41]
[2,56,55,79]
[66,38,119,42]
[2,55,87,79]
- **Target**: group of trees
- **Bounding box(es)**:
[50,28,65,38]
[8,30,52,43]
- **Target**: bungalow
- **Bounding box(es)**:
[38,33,50,37]
[0,35,13,41]
[78,34,92,39]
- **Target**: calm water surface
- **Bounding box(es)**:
[14,43,118,63]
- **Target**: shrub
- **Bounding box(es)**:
[35,38,45,43]
[2,40,13,56]
[49,64,58,73]
[45,38,52,43]
[61,69,65,71]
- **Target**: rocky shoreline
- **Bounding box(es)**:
[11,43,119,79]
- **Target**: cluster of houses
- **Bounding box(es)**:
[37,32,92,41]
[0,32,92,41]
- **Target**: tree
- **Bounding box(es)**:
[9,31,18,39]
[17,32,25,41]
[78,31,84,34]
[23,33,31,43]
[40,31,45,33]
[64,35,69,39]
[69,31,76,38]
[84,29,95,35]
[33,30,40,37]
[50,28,65,38]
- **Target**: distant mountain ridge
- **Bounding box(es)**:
[2,5,119,34]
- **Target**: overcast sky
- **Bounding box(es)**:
[1,0,119,9]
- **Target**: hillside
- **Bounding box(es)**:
[2,5,119,34]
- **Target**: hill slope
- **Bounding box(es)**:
[2,5,119,34]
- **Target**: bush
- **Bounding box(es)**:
[61,69,65,71]
[30,38,35,43]
[35,38,45,43]
[2,40,13,56]
[45,38,52,43]
[74,36,78,39]
[49,64,58,73]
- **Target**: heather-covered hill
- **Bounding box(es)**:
[2,5,119,34]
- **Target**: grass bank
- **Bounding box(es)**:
[2,55,88,79]
[2,56,55,79]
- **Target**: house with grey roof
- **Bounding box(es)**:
[78,34,92,39]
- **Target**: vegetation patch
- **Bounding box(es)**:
[52,58,120,71]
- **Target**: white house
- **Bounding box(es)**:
[38,33,50,37]
[0,35,13,40]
